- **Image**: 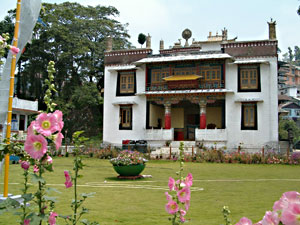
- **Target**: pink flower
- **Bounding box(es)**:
[273,191,300,212]
[48,212,58,225]
[24,134,48,160]
[23,219,30,225]
[43,155,53,164]
[254,221,262,225]
[281,203,300,225]
[185,200,190,211]
[10,46,19,55]
[180,215,186,223]
[261,211,279,225]
[168,177,175,191]
[180,209,186,216]
[185,173,193,187]
[53,110,64,132]
[165,200,179,215]
[165,192,172,201]
[235,217,253,225]
[177,187,191,203]
[33,165,39,173]
[36,113,58,136]
[54,132,64,150]
[20,161,30,170]
[27,121,37,136]
[64,171,72,188]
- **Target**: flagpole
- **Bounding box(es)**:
[3,0,22,197]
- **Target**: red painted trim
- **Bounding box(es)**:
[200,113,206,129]
[165,114,171,129]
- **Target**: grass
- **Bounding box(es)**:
[0,157,300,225]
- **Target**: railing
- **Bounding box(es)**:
[144,128,174,141]
[146,81,225,91]
[0,131,27,142]
[195,128,227,142]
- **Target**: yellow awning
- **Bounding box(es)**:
[163,75,201,81]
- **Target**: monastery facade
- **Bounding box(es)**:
[103,21,278,152]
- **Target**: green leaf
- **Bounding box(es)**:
[30,174,46,184]
[22,193,34,202]
[44,195,57,202]
[46,187,61,194]
[81,192,95,198]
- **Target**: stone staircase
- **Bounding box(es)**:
[150,141,198,159]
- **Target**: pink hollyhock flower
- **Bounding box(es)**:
[254,221,262,225]
[48,212,58,225]
[235,217,253,225]
[177,187,191,203]
[185,200,190,211]
[180,209,186,217]
[64,171,72,188]
[281,203,300,225]
[24,134,48,160]
[273,191,300,212]
[33,165,39,173]
[165,200,179,215]
[27,121,37,136]
[36,113,58,136]
[43,155,53,164]
[10,46,20,55]
[165,192,172,201]
[185,173,193,187]
[168,177,175,191]
[20,161,30,170]
[261,211,279,225]
[54,132,64,150]
[23,219,30,225]
[53,110,64,131]
[180,216,186,223]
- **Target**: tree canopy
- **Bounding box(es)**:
[1,2,132,137]
[138,33,146,47]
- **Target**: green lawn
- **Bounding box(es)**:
[1,157,300,225]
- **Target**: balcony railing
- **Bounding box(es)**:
[144,128,174,141]
[195,128,227,142]
[146,81,225,92]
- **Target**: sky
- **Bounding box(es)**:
[0,0,299,56]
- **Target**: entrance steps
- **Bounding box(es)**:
[150,141,197,159]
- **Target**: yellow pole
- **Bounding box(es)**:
[3,0,22,197]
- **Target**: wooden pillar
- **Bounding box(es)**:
[199,101,207,129]
[164,103,171,129]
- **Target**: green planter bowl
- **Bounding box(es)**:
[113,164,146,176]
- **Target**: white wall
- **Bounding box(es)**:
[225,57,278,151]
[103,66,147,145]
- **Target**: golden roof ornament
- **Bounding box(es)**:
[182,28,192,47]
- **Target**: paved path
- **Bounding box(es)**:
[2,178,300,191]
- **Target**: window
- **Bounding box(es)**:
[241,103,257,130]
[119,106,132,130]
[11,114,18,131]
[200,65,221,81]
[238,65,260,92]
[173,67,196,76]
[151,69,169,83]
[120,72,134,93]
[117,71,136,96]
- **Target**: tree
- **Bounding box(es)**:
[288,47,294,62]
[138,33,146,47]
[279,119,300,144]
[1,2,132,137]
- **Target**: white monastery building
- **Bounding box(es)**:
[103,21,278,152]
